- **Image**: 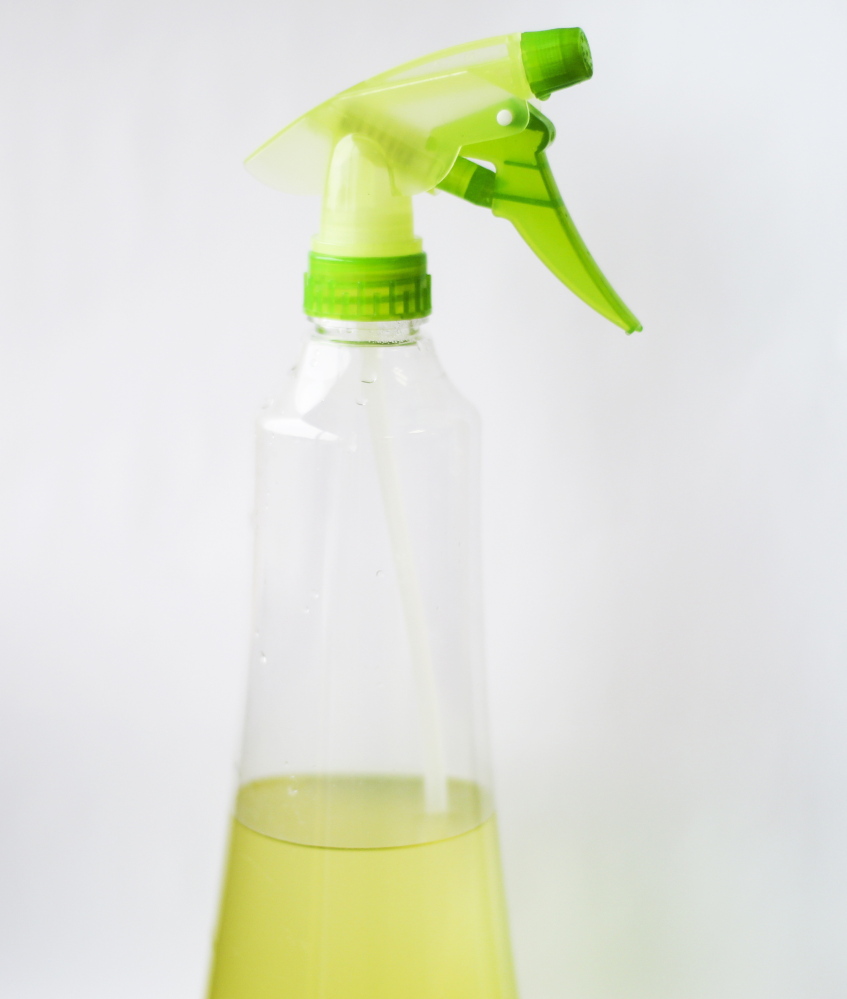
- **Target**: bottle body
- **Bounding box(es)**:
[207,319,517,999]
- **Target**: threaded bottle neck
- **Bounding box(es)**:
[308,316,425,345]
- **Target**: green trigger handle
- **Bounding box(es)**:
[436,106,642,334]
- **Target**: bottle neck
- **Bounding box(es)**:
[308,316,426,346]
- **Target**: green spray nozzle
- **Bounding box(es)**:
[246,29,641,333]
[520,28,594,99]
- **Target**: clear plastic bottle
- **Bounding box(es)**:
[207,317,518,999]
[207,24,641,999]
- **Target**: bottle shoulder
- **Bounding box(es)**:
[258,335,479,442]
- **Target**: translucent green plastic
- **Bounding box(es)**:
[246,29,640,332]
[304,253,431,321]
[520,28,593,100]
[246,34,531,198]
[437,107,641,333]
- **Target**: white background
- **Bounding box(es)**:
[2,1,847,996]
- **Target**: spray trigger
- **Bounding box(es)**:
[436,106,641,334]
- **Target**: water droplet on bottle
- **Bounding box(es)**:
[310,589,320,600]
[302,606,310,615]
[259,652,267,665]
[288,786,299,796]
[361,374,376,384]
[356,397,368,407]
[375,569,384,578]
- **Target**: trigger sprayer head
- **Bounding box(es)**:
[247,28,640,331]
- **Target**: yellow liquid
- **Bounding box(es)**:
[207,775,518,999]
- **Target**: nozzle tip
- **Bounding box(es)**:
[520,28,593,100]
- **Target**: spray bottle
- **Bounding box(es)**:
[207,28,640,999]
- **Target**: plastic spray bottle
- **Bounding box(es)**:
[207,28,639,999]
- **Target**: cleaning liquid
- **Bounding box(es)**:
[208,28,639,998]
[209,777,515,999]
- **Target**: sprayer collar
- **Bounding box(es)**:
[304,253,431,321]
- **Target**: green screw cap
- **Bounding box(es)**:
[520,28,593,100]
[304,253,431,321]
